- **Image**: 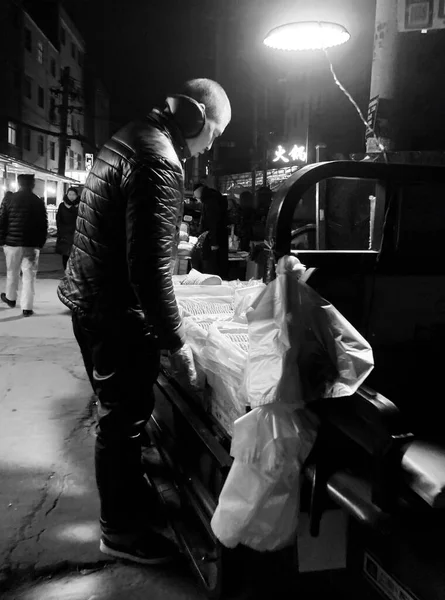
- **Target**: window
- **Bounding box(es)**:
[24,128,31,152]
[25,28,32,52]
[77,119,81,134]
[37,41,43,64]
[71,43,76,59]
[8,122,17,146]
[50,141,56,161]
[49,96,57,122]
[60,27,66,45]
[50,58,56,77]
[37,135,44,156]
[69,149,75,170]
[76,153,82,170]
[24,76,32,99]
[38,86,44,108]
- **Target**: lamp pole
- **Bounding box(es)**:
[305,69,312,164]
[262,83,269,186]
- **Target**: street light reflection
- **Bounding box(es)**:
[53,521,100,543]
[19,576,98,600]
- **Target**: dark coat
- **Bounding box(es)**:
[0,189,48,248]
[199,187,228,253]
[56,200,79,256]
[57,110,187,351]
[194,187,229,278]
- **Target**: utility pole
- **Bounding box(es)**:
[367,0,398,153]
[251,87,258,197]
[58,66,71,176]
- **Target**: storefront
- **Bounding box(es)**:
[219,165,300,196]
[0,153,80,223]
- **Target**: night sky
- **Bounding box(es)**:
[64,0,376,167]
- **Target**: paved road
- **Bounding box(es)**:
[0,251,207,599]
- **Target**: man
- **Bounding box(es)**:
[193,183,229,278]
[57,78,231,564]
[0,174,48,316]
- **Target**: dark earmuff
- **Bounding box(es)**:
[166,94,206,139]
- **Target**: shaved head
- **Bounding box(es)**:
[180,78,231,126]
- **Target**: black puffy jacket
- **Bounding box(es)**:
[0,189,48,248]
[57,110,187,350]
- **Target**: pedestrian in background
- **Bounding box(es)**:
[0,174,48,316]
[56,187,80,270]
[0,190,14,206]
[193,183,229,278]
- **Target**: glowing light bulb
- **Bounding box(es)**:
[264,21,350,52]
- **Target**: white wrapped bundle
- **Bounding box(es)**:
[181,269,222,286]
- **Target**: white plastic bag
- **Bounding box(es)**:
[211,403,318,551]
[232,284,266,324]
[243,257,374,408]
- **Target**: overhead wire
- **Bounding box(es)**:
[322,46,389,164]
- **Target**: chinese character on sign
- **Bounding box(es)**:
[272,144,307,164]
[85,153,94,172]
[273,145,289,163]
[289,145,307,162]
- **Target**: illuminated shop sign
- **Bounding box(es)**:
[272,144,307,164]
[85,153,94,172]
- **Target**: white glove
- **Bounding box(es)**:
[169,343,198,388]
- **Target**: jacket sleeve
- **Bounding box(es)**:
[36,199,48,249]
[124,162,185,351]
[0,198,9,246]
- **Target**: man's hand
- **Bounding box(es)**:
[211,245,219,251]
[169,343,198,388]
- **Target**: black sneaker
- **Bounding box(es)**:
[23,310,33,317]
[1,293,16,308]
[99,531,177,565]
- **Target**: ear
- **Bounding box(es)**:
[165,96,178,113]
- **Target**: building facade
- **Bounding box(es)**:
[59,7,85,181]
[0,0,24,161]
[21,4,86,182]
[0,1,98,209]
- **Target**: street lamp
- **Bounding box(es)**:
[263,20,351,165]
[263,21,351,250]
[264,21,350,52]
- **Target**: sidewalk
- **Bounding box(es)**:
[0,251,206,599]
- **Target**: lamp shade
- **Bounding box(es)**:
[264,21,350,51]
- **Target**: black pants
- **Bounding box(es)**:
[72,311,160,535]
[62,255,69,270]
